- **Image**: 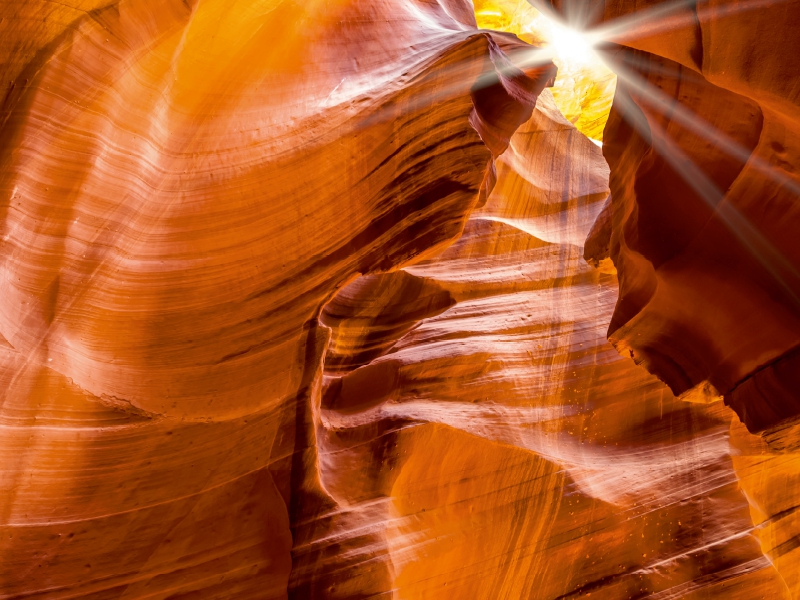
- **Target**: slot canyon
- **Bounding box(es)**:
[0,0,799,597]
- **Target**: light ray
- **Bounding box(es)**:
[609,55,800,200]
[612,90,800,306]
[477,0,617,139]
[569,0,791,49]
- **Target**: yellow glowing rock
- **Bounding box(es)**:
[678,380,724,404]
[474,0,616,141]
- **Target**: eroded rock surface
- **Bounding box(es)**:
[1,0,799,597]
[305,91,790,598]
[0,0,552,596]
[541,0,800,594]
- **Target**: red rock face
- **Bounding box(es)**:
[1,0,799,597]
[598,45,800,434]
[0,0,552,596]
[544,0,800,594]
[542,0,800,431]
[306,93,791,598]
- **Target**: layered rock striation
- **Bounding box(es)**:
[305,91,791,598]
[541,0,800,594]
[536,0,800,433]
[0,0,799,597]
[0,0,552,596]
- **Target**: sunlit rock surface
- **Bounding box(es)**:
[310,91,790,598]
[0,0,553,595]
[599,48,800,597]
[1,0,799,597]
[598,45,800,435]
[541,0,800,432]
[540,0,800,595]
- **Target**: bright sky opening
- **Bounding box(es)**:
[474,0,617,142]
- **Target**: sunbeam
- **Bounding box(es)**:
[475,0,617,140]
[612,89,800,306]
[607,54,800,199]
[583,0,794,50]
[547,22,594,64]
[474,0,800,306]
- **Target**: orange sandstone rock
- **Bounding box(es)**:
[1,0,799,597]
[0,0,553,596]
[541,0,800,431]
[540,0,800,594]
[305,92,789,598]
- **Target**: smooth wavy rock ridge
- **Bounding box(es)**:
[1,0,799,598]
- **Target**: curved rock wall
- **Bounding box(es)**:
[1,0,799,597]
[540,0,800,431]
[304,89,791,598]
[0,0,553,596]
[541,0,800,595]
[599,44,800,434]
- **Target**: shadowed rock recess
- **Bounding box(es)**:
[0,0,798,598]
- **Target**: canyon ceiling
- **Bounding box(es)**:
[0,0,799,598]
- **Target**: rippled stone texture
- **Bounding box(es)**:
[306,90,790,598]
[0,0,552,596]
[599,46,800,434]
[2,0,799,597]
[541,0,800,430]
[541,0,800,595]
